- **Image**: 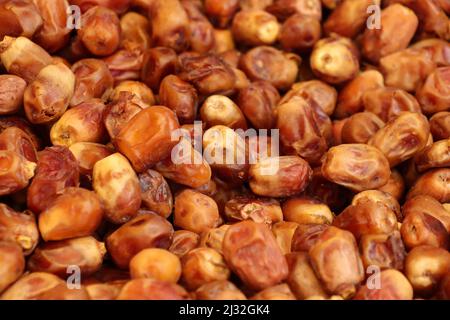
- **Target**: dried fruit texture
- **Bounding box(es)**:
[335,70,384,119]
[38,188,103,241]
[276,96,328,165]
[0,241,25,293]
[309,226,364,298]
[0,75,26,115]
[362,4,418,63]
[27,146,79,213]
[0,272,89,300]
[28,236,106,277]
[362,87,421,122]
[0,204,39,255]
[115,106,180,173]
[117,279,188,300]
[417,67,450,115]
[24,63,75,124]
[249,156,313,198]
[240,46,300,90]
[369,112,430,167]
[181,247,230,290]
[223,220,288,290]
[106,213,174,269]
[354,269,413,300]
[266,0,322,21]
[321,144,391,192]
[407,169,450,203]
[138,169,173,218]
[195,280,247,300]
[232,9,280,46]
[70,59,114,107]
[333,199,398,240]
[360,232,406,271]
[430,112,450,140]
[92,153,141,224]
[310,36,359,84]
[0,36,52,83]
[225,196,283,225]
[324,0,379,38]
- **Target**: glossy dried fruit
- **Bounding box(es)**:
[92,153,141,224]
[321,144,391,192]
[368,112,430,167]
[115,106,180,173]
[38,187,103,241]
[223,220,288,290]
[106,213,174,269]
[309,226,364,298]
[28,236,106,277]
[138,169,173,219]
[174,189,221,234]
[249,156,313,198]
[130,248,181,283]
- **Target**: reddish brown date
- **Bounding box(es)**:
[223,220,288,291]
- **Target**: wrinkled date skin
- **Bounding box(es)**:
[159,75,198,125]
[380,48,436,93]
[92,153,141,224]
[0,204,39,255]
[27,236,106,277]
[78,6,121,57]
[24,63,75,124]
[321,144,391,192]
[33,0,71,53]
[407,168,450,203]
[141,47,179,92]
[415,139,450,173]
[341,112,385,144]
[68,142,113,178]
[333,198,398,240]
[354,269,413,300]
[179,53,236,96]
[369,112,430,167]
[50,99,107,147]
[0,74,27,115]
[0,36,52,84]
[223,220,289,291]
[148,0,189,53]
[115,106,180,173]
[155,140,212,189]
[104,92,145,140]
[174,189,221,234]
[266,0,322,21]
[417,67,450,115]
[195,280,247,300]
[181,247,230,290]
[249,156,313,198]
[169,230,200,258]
[240,46,299,91]
[360,232,406,271]
[291,223,330,252]
[138,169,173,219]
[0,126,38,162]
[404,246,450,296]
[27,146,80,213]
[430,112,450,140]
[106,212,174,269]
[309,226,364,299]
[286,252,328,300]
[276,96,328,165]
[70,59,114,107]
[0,272,89,300]
[362,87,421,122]
[361,4,418,63]
[225,195,283,225]
[237,81,280,130]
[0,116,41,150]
